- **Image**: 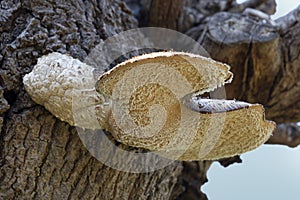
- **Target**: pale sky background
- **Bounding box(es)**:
[202,1,300,200]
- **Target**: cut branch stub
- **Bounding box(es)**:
[207,11,278,44]
[23,52,275,161]
[199,11,280,106]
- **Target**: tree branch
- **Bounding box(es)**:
[266,123,300,147]
[148,0,183,30]
[266,6,300,123]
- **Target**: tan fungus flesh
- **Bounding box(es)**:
[96,52,275,161]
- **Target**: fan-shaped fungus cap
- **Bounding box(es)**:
[96,52,275,160]
[23,52,275,161]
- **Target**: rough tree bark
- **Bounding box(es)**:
[0,0,299,199]
[0,1,182,199]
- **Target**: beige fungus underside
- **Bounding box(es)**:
[96,52,275,160]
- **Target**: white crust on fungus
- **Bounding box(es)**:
[23,52,102,129]
[182,94,252,113]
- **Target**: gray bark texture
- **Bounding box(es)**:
[0,0,299,199]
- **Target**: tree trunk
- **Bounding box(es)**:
[1,0,299,199]
[0,0,182,199]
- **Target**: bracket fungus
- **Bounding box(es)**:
[23,52,275,161]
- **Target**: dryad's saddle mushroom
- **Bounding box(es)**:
[23,52,275,161]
